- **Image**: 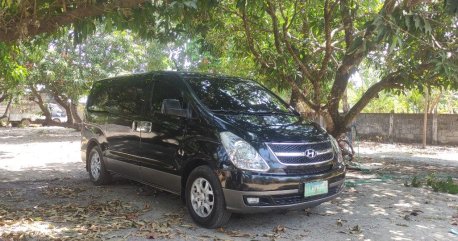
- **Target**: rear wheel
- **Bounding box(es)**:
[88,146,111,185]
[185,166,231,228]
[20,119,31,127]
[53,118,61,123]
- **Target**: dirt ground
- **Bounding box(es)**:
[1,127,457,241]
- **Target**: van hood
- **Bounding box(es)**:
[214,114,329,143]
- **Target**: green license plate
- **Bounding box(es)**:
[304,180,328,197]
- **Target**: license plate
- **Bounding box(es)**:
[304,180,328,197]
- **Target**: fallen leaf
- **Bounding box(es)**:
[336,219,343,227]
[396,223,409,227]
[349,225,362,234]
[273,225,286,233]
[410,209,423,216]
[227,230,250,237]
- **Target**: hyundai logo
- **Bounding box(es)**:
[304,149,317,158]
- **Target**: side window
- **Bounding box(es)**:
[87,81,109,112]
[88,78,146,115]
[107,79,145,115]
[151,79,185,113]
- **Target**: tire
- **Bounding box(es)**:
[87,146,111,185]
[20,119,31,127]
[185,166,231,228]
[53,118,61,123]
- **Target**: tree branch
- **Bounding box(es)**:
[343,71,402,127]
[0,0,149,42]
[0,91,8,103]
[282,26,313,80]
[316,0,334,98]
[240,7,271,69]
[340,0,354,49]
[265,0,284,55]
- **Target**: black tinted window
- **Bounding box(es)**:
[151,79,184,112]
[88,77,146,115]
[186,77,290,113]
[87,81,109,112]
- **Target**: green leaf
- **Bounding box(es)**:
[424,19,432,34]
[413,15,422,30]
[404,15,411,30]
[388,36,397,53]
[183,1,198,9]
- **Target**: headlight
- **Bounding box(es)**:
[220,131,270,172]
[329,136,343,163]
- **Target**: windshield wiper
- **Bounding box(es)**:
[250,111,295,116]
[211,109,243,115]
[211,110,295,116]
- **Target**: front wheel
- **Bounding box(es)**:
[185,166,231,228]
[88,146,111,185]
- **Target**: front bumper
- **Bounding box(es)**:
[222,168,345,213]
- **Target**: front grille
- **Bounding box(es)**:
[283,164,333,175]
[271,185,340,205]
[268,142,332,152]
[266,141,334,165]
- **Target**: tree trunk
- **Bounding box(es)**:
[1,97,12,118]
[30,86,52,124]
[0,92,8,103]
[289,88,309,114]
[71,101,82,123]
[422,88,429,148]
[428,91,442,113]
[342,88,350,113]
[52,94,74,125]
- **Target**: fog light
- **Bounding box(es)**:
[246,197,260,205]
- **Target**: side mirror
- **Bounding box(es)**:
[161,99,188,117]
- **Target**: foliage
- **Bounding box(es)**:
[0,43,27,102]
[404,175,422,187]
[1,0,457,136]
[193,0,458,136]
[0,0,218,43]
[406,173,458,194]
[349,65,458,113]
[426,173,458,194]
[18,28,172,124]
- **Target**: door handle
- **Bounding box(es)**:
[133,121,152,133]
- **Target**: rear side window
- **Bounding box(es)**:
[87,81,109,112]
[151,77,185,113]
[88,77,146,115]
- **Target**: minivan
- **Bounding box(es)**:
[81,71,346,228]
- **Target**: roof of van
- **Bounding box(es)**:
[95,71,246,83]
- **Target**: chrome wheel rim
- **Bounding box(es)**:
[90,151,101,180]
[190,177,214,218]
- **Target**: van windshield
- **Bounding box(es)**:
[186,77,293,114]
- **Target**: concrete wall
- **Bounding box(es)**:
[354,113,458,145]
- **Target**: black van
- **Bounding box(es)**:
[81,71,346,228]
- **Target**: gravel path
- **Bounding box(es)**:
[1,127,457,240]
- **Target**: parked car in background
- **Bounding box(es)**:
[0,96,67,127]
[48,103,67,123]
[81,71,346,228]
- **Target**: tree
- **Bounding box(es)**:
[0,0,220,43]
[195,0,457,136]
[0,43,27,103]
[19,28,172,126]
